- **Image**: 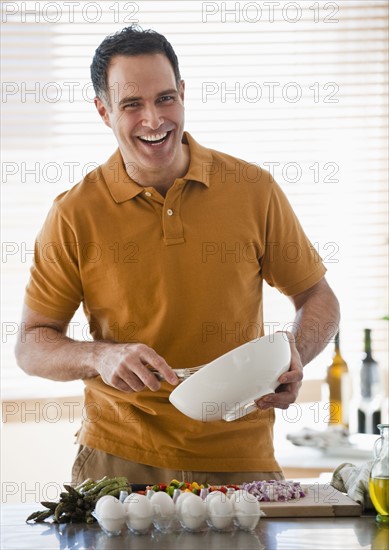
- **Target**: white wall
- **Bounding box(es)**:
[1,399,81,505]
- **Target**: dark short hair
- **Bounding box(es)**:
[91,25,181,105]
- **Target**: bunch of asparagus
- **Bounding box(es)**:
[26,476,132,524]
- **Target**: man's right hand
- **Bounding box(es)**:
[96,342,179,392]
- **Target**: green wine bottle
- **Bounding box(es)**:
[357,329,381,434]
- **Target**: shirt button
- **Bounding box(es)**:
[167,209,174,216]
[145,191,152,197]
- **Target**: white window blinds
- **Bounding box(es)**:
[1,0,388,399]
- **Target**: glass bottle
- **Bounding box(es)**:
[326,332,350,427]
[369,424,389,523]
[357,329,381,434]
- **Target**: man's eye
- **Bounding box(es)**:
[159,95,174,103]
[123,102,139,109]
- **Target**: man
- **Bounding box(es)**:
[15,26,339,485]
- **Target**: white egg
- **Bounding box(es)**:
[150,491,175,517]
[179,493,207,531]
[229,489,246,506]
[95,495,118,517]
[123,493,153,533]
[205,491,233,530]
[232,490,261,530]
[97,496,125,533]
[205,490,224,502]
[175,491,193,515]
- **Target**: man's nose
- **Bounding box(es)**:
[141,105,164,130]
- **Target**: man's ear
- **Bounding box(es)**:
[94,97,112,128]
[179,80,185,102]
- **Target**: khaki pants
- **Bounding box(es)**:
[71,445,284,486]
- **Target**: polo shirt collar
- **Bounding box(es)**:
[182,132,213,188]
[101,149,144,203]
[101,131,213,204]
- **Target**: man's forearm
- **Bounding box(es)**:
[15,310,178,393]
[15,326,102,381]
[290,279,340,366]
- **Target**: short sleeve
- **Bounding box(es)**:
[261,178,327,296]
[25,201,83,320]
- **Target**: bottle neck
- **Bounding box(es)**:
[378,424,389,437]
[377,425,389,456]
[334,332,340,354]
[332,332,346,364]
[364,329,373,362]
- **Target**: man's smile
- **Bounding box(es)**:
[136,130,172,147]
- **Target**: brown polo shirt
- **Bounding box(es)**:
[25,132,326,472]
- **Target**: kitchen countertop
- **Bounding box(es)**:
[1,504,387,550]
[273,408,377,478]
[274,435,374,478]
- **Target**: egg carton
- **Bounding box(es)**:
[93,488,264,537]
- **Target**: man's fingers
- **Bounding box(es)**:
[278,370,303,384]
[256,382,301,409]
[256,394,292,410]
[128,362,161,392]
[112,367,148,392]
[98,342,177,392]
[137,345,179,385]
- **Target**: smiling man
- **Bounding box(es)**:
[15,26,339,485]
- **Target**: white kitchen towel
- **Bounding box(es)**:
[330,461,374,510]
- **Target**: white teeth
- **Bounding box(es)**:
[139,132,168,142]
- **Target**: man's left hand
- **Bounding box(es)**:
[255,333,303,410]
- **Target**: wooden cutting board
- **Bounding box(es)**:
[260,484,362,517]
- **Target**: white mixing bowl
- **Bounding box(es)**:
[169,332,291,422]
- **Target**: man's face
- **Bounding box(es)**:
[95,53,186,184]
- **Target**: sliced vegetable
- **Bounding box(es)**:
[241,480,305,502]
